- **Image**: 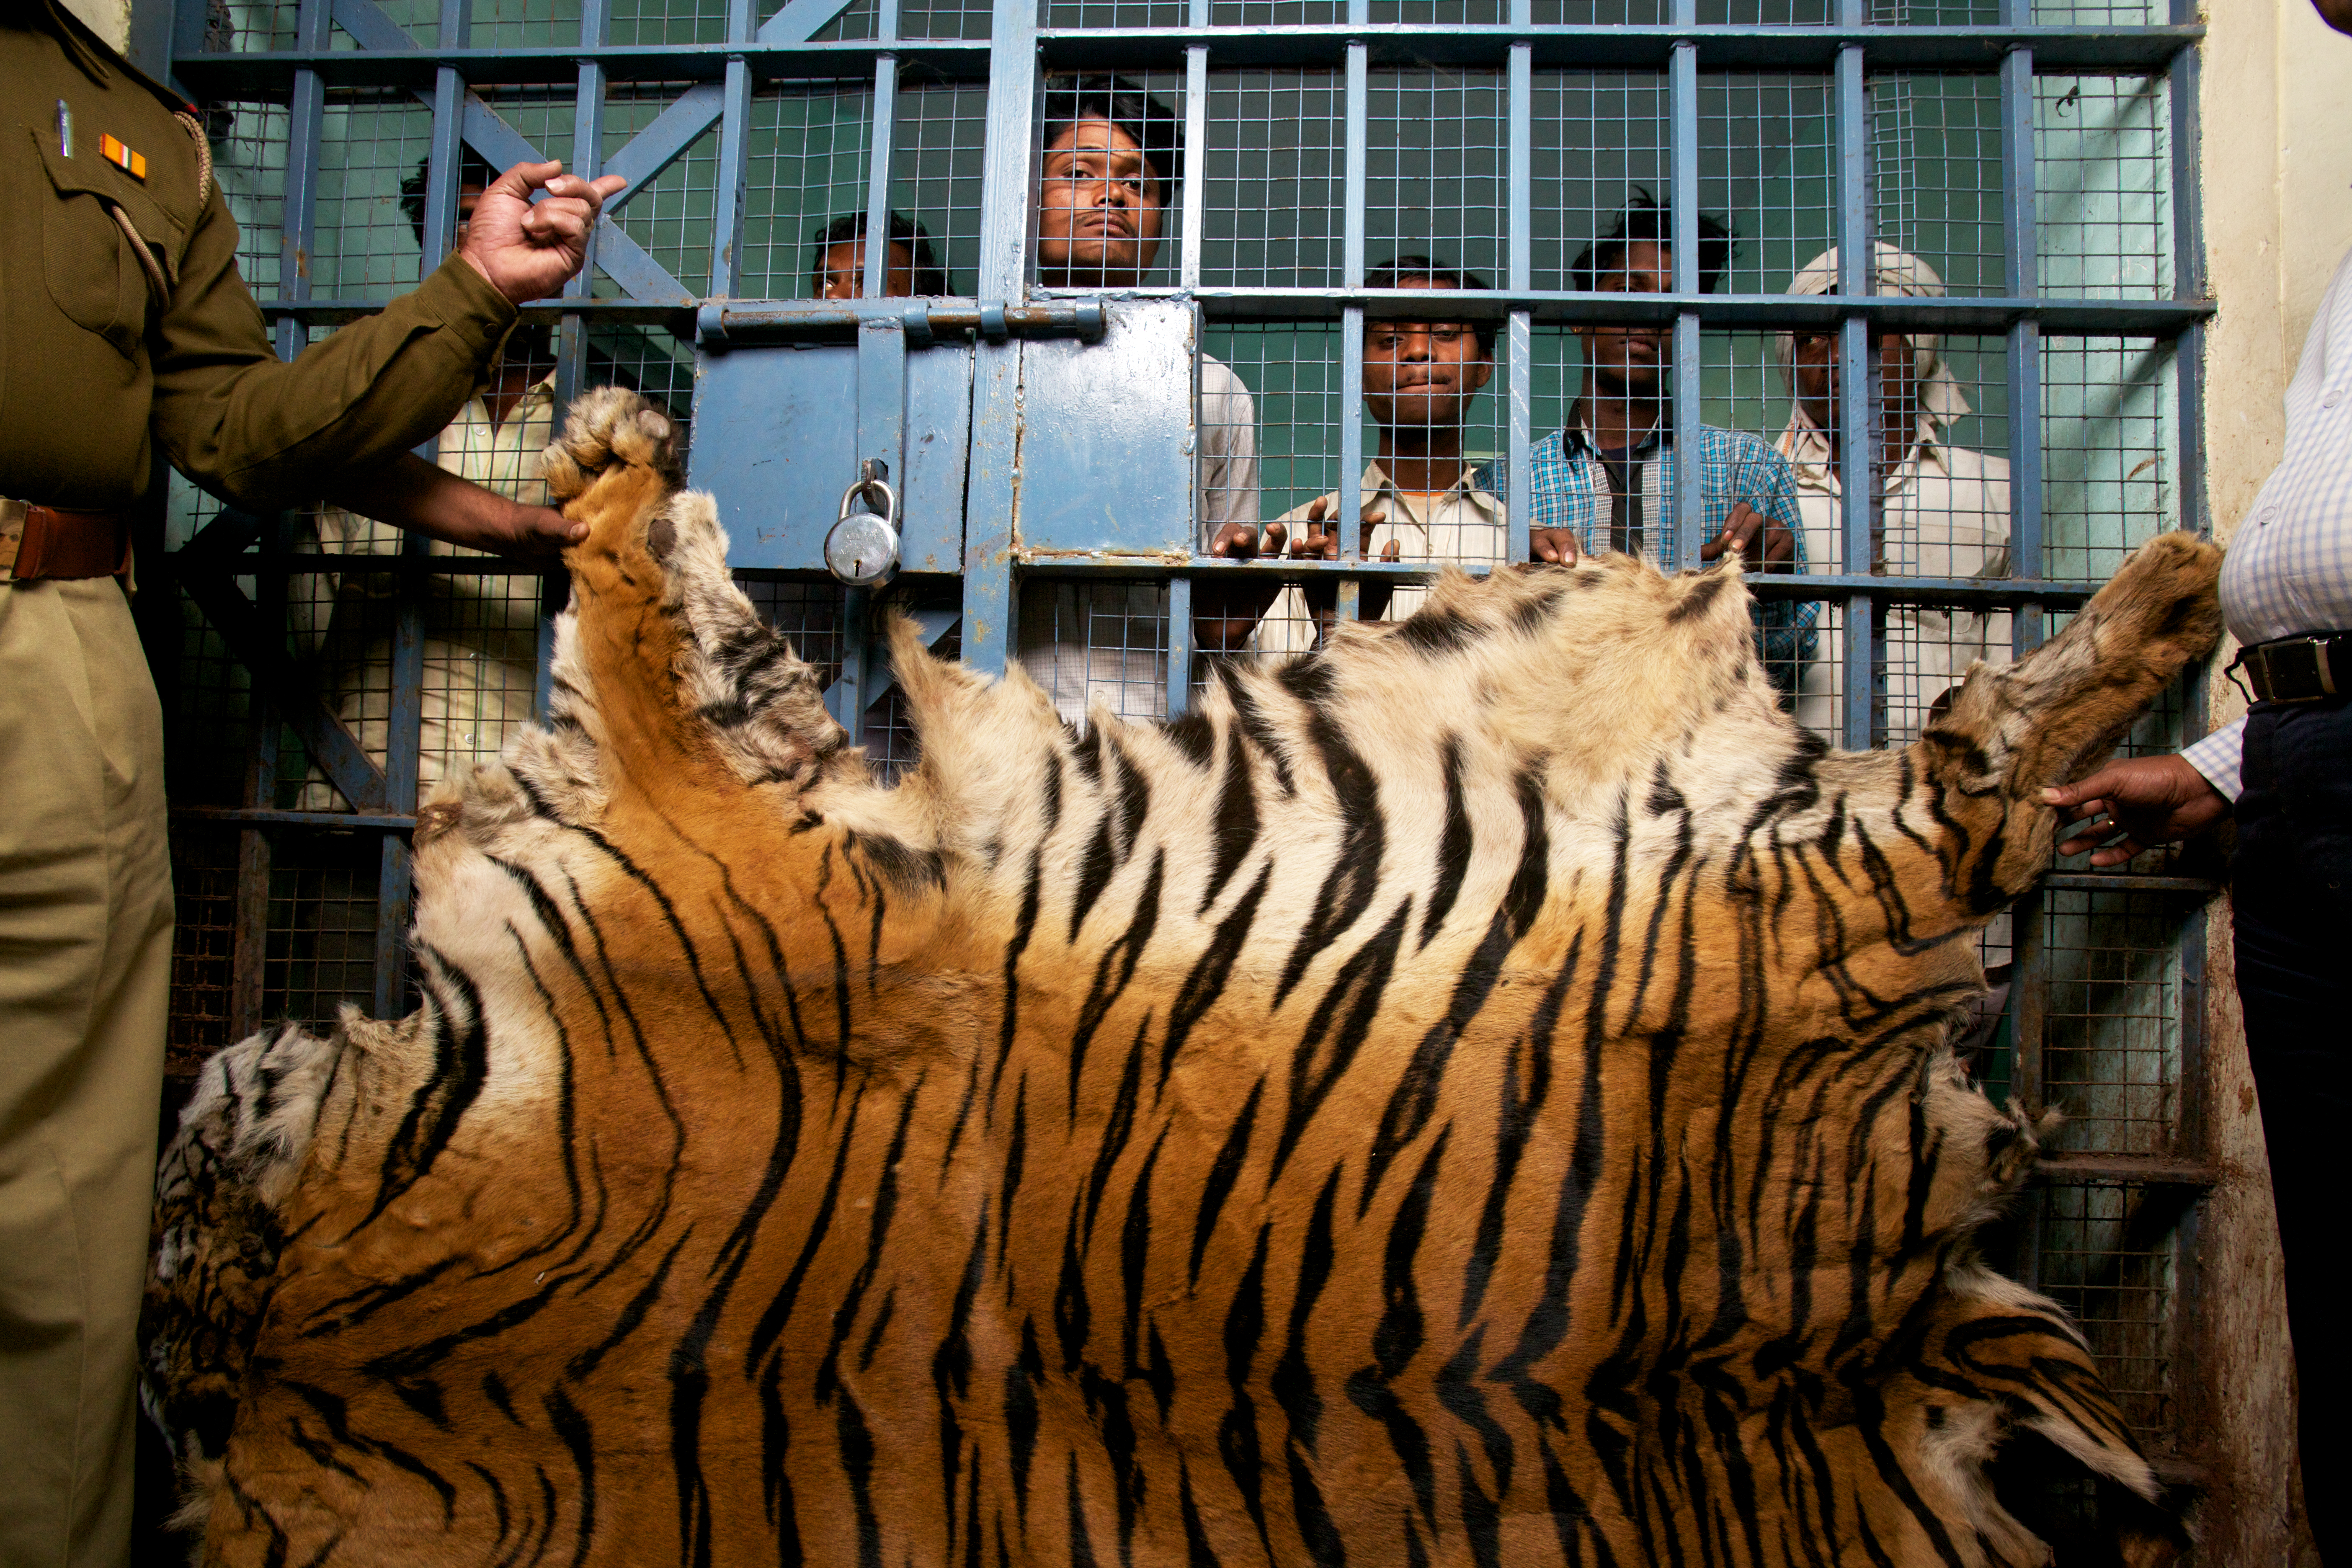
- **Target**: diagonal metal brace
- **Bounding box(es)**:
[178,562,390,813]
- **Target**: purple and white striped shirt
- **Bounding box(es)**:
[2181,244,2352,800]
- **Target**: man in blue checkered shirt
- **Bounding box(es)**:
[1474,192,1817,698]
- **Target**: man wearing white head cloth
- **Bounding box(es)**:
[1776,243,2011,740]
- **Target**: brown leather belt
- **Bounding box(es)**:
[0,500,134,583]
[2230,632,2352,704]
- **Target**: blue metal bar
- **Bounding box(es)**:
[858,316,909,487]
[1507,44,1531,293]
[1342,42,1367,291]
[1340,306,1364,561]
[1508,312,1531,566]
[1180,46,1207,289]
[1339,33,1367,567]
[1835,38,1876,749]
[2169,43,2205,539]
[188,24,2204,84]
[1668,41,1699,569]
[278,0,329,362]
[835,587,872,730]
[1999,16,2044,655]
[707,1,758,301]
[419,77,467,266]
[1506,23,1531,559]
[546,0,611,720]
[959,0,1041,678]
[1166,575,1194,717]
[863,55,901,299]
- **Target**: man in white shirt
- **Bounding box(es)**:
[1243,258,1504,654]
[1777,243,2012,740]
[2045,54,2350,1535]
[1014,77,1260,726]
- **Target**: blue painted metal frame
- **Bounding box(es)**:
[162,0,2215,1077]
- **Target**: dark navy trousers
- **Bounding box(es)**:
[2231,694,2350,1541]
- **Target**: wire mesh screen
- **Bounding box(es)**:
[166,824,242,1074]
[1532,74,1670,293]
[316,90,433,294]
[2036,1182,2184,1439]
[2037,74,2171,299]
[610,0,737,44]
[1700,75,1836,295]
[1203,71,1346,289]
[1041,0,1189,26]
[1367,70,1506,286]
[1015,582,1173,728]
[1208,0,1344,24]
[205,100,292,294]
[1871,74,2004,296]
[2042,336,2174,580]
[901,0,995,38]
[263,832,385,1024]
[2041,887,2192,1158]
[740,83,879,301]
[602,85,723,294]
[893,78,992,295]
[1204,325,1346,526]
[204,0,300,51]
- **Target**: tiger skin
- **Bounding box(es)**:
[144,387,2224,1567]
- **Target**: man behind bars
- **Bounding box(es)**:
[1509,191,1817,697]
[1246,257,1509,654]
[1014,75,1261,725]
[812,209,952,299]
[0,6,621,1563]
[1777,242,2012,740]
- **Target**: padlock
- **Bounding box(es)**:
[824,462,900,589]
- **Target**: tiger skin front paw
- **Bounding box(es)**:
[541,387,683,507]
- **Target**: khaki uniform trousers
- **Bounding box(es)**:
[0,577,172,1568]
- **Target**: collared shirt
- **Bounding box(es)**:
[1200,353,1261,533]
[1471,407,1820,695]
[295,375,557,807]
[1016,353,1261,727]
[1256,462,1508,654]
[2182,245,2352,799]
[1777,420,2013,740]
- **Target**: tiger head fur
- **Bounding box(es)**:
[146,387,2223,1567]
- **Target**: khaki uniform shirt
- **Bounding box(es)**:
[296,376,557,808]
[1257,463,1508,654]
[0,5,518,514]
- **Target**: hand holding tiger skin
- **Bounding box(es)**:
[1290,495,1398,561]
[2043,754,2231,867]
[1697,500,1795,572]
[1206,520,1289,559]
[1529,526,1581,566]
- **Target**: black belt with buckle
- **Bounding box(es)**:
[2229,632,2352,704]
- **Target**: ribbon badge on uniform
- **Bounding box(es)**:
[99,133,147,181]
